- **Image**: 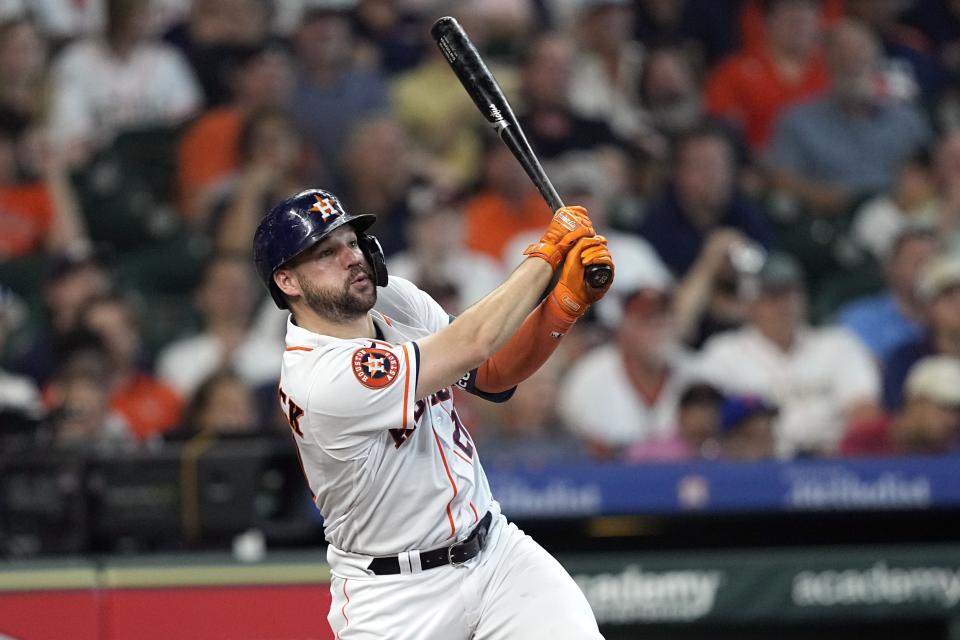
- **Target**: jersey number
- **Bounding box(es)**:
[278,387,304,437]
[405,388,474,459]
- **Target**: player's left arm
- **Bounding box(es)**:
[463,235,615,401]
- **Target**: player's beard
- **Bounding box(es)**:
[297,265,377,322]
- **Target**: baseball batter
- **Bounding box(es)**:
[253,189,613,639]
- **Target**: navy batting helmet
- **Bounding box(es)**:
[253,189,388,309]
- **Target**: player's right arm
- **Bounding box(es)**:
[414,206,593,400]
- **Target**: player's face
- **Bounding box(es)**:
[292,226,376,322]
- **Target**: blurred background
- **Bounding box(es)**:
[2,0,960,638]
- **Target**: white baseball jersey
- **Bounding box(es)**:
[696,325,880,457]
[277,276,493,557]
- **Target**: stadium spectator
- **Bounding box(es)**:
[0,286,42,431]
[47,0,202,165]
[505,149,755,349]
[213,108,310,252]
[516,33,630,182]
[637,124,774,277]
[157,252,282,399]
[624,381,725,463]
[176,43,294,224]
[717,394,778,461]
[705,0,828,151]
[26,0,104,43]
[166,370,260,441]
[844,0,944,103]
[737,0,845,56]
[883,254,960,410]
[290,2,389,190]
[849,147,937,261]
[163,0,274,107]
[389,191,503,315]
[767,19,931,216]
[0,14,48,183]
[339,114,433,257]
[670,227,767,348]
[837,226,940,361]
[12,248,111,386]
[568,0,644,139]
[696,252,881,457]
[638,42,706,145]
[44,329,134,450]
[351,0,427,75]
[843,356,960,457]
[903,0,960,86]
[0,136,98,343]
[79,292,182,440]
[632,0,739,67]
[501,161,672,308]
[925,130,960,254]
[472,356,587,467]
[389,40,495,188]
[558,272,700,459]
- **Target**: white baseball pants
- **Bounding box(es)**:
[326,514,603,639]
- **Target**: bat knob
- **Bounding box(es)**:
[585,264,612,290]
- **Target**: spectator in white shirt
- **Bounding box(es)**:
[696,252,881,457]
[47,0,201,163]
[157,251,281,398]
[388,189,503,315]
[558,256,699,459]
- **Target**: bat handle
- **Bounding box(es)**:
[543,193,612,291]
[585,264,612,289]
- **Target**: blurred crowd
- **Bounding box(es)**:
[2,0,960,466]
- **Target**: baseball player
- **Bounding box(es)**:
[253,189,613,639]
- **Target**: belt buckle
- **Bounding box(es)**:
[448,540,467,568]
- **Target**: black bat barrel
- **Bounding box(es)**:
[431,16,612,290]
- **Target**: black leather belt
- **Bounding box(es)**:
[368,511,492,575]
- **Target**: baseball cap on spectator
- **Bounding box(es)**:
[720,395,778,432]
[739,251,804,299]
[904,356,960,407]
[594,238,674,327]
[917,254,960,303]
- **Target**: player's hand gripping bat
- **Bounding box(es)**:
[431,16,612,290]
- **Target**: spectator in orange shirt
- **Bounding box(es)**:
[79,293,182,441]
[464,138,552,262]
[706,0,829,150]
[176,43,294,224]
[0,173,52,259]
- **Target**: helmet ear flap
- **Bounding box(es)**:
[359,233,388,287]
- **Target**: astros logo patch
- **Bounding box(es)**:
[352,348,399,389]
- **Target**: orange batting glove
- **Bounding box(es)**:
[523,205,595,270]
[546,235,615,321]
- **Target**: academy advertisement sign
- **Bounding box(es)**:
[563,545,960,626]
[574,565,723,623]
[793,562,960,610]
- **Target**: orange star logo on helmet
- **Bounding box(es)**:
[309,194,340,222]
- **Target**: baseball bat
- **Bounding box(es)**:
[430,16,612,290]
